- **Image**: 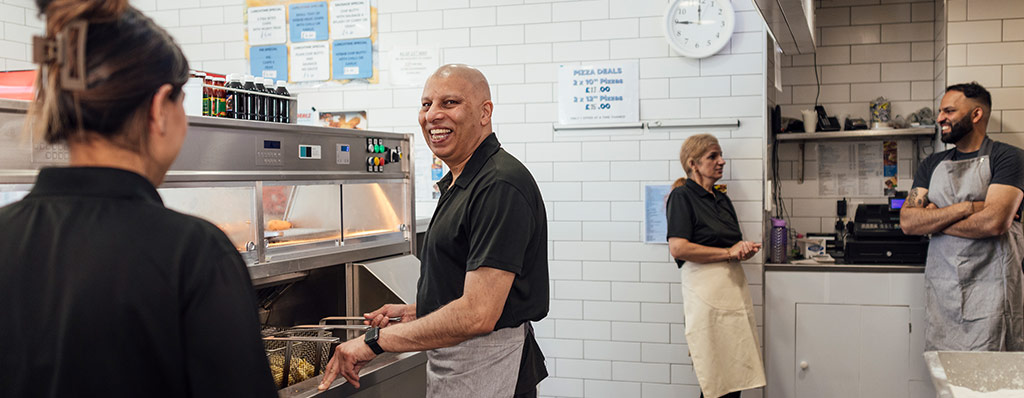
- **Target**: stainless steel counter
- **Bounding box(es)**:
[765,263,925,273]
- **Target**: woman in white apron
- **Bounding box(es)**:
[665,134,766,398]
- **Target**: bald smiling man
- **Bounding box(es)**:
[319,64,550,398]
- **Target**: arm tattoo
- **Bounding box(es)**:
[906,188,929,208]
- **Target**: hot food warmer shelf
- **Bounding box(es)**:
[0,99,426,397]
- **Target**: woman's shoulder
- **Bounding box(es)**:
[667,184,695,209]
[149,207,240,257]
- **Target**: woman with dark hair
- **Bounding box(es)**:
[665,134,765,398]
[0,1,276,396]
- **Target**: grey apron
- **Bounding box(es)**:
[924,137,1024,351]
[425,323,526,398]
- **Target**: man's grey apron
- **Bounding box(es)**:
[925,137,1024,351]
[425,323,526,398]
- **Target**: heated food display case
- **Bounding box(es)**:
[0,98,425,397]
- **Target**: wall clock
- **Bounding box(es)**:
[664,0,736,58]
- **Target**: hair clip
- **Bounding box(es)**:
[58,20,88,92]
[31,35,62,64]
[30,20,88,92]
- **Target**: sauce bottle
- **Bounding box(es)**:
[242,75,257,121]
[265,78,278,123]
[275,80,290,124]
[213,76,227,117]
[254,77,267,121]
[225,74,242,119]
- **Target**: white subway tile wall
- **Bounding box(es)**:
[777,0,1024,243]
[950,0,1024,146]
[779,0,938,122]
[778,0,935,236]
[2,0,770,396]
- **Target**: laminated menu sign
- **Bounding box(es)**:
[289,2,329,43]
[290,42,330,82]
[644,184,672,244]
[332,38,373,80]
[330,0,371,40]
[557,61,639,125]
[249,45,288,80]
[247,5,286,45]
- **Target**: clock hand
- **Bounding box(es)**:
[674,20,697,24]
[698,3,702,21]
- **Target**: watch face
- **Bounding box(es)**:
[664,0,736,58]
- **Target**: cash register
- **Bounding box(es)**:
[845,197,929,264]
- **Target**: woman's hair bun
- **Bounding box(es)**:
[37,0,129,32]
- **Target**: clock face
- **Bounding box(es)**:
[664,0,736,58]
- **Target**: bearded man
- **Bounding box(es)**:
[901,82,1024,351]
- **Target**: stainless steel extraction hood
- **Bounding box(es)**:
[753,0,817,54]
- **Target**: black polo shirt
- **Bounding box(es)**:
[0,167,276,397]
[912,140,1024,216]
[417,133,549,328]
[666,178,743,267]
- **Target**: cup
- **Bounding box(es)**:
[801,110,817,133]
[838,113,849,131]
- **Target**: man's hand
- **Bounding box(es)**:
[364,304,417,328]
[318,337,377,390]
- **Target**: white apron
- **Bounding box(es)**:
[681,260,766,398]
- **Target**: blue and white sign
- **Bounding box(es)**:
[557,61,639,125]
[644,184,672,244]
[249,45,288,80]
[332,38,373,80]
[289,2,329,42]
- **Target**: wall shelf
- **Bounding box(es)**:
[775,126,937,183]
[775,126,936,141]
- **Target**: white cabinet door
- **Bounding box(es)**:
[795,303,910,398]
[860,305,911,397]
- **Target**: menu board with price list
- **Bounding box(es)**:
[246,0,378,84]
[557,61,639,125]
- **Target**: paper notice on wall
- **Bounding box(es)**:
[330,0,371,40]
[644,184,672,244]
[883,140,898,195]
[289,2,329,43]
[818,142,884,197]
[290,42,331,82]
[557,61,639,125]
[247,6,287,45]
[332,38,373,80]
[390,46,438,87]
[249,45,288,82]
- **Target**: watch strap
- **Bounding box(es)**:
[365,326,384,355]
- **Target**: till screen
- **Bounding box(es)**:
[890,198,905,210]
[263,140,281,149]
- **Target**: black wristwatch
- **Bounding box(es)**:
[364,326,384,355]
